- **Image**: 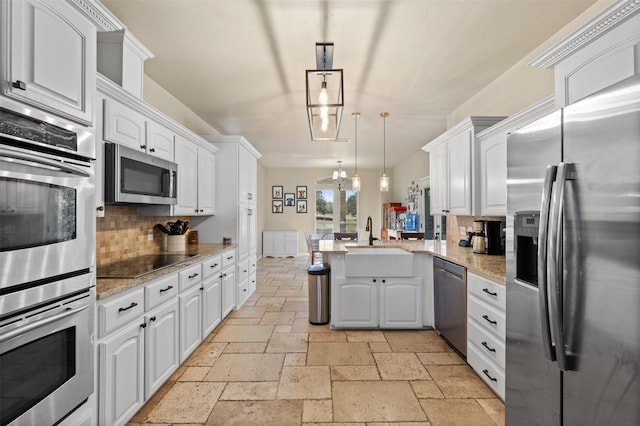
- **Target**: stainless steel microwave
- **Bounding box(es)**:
[105,143,177,205]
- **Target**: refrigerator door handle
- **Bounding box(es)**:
[548,162,575,371]
[538,164,557,362]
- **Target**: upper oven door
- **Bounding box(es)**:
[0,143,95,289]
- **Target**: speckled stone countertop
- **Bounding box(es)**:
[318,240,506,284]
[96,243,237,300]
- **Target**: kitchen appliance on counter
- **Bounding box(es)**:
[484,220,505,255]
[0,98,96,426]
[471,220,486,253]
[434,257,466,357]
[506,75,640,425]
[105,142,177,205]
[97,253,200,279]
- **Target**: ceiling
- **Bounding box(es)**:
[101,0,596,169]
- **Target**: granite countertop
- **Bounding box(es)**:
[95,243,237,300]
[318,239,506,284]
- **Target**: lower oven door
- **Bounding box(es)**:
[0,287,95,426]
[0,143,95,289]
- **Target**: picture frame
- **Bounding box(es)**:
[272,185,283,199]
[284,193,295,206]
[296,185,307,200]
[272,200,283,213]
[296,199,307,214]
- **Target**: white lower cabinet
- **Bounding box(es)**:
[144,299,180,399]
[179,285,202,363]
[201,274,221,338]
[333,277,423,329]
[221,266,236,317]
[466,272,506,400]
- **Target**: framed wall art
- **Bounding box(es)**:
[296,199,307,213]
[272,200,283,213]
[284,193,295,206]
[272,185,283,199]
[296,185,307,200]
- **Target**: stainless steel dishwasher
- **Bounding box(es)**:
[433,257,467,357]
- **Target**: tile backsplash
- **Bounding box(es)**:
[96,205,191,266]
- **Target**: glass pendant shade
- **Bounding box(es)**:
[380,112,390,192]
[352,173,361,191]
[380,173,390,192]
[352,111,360,192]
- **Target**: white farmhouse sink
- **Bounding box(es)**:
[344,246,414,277]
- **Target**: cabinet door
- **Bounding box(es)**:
[429,144,447,215]
[380,278,423,328]
[146,121,175,161]
[480,135,507,216]
[197,148,216,215]
[179,285,202,363]
[447,129,472,215]
[103,99,146,151]
[95,98,105,217]
[248,206,257,257]
[333,277,378,328]
[285,232,298,257]
[238,145,256,203]
[221,267,236,318]
[174,136,199,215]
[202,275,221,338]
[99,322,145,426]
[4,0,95,124]
[145,299,180,399]
[238,205,250,259]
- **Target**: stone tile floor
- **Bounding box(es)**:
[129,256,505,425]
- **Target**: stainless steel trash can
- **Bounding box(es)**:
[307,263,330,325]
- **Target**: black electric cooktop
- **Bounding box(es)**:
[97,253,199,278]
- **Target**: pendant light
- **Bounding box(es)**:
[380,112,390,192]
[352,112,361,192]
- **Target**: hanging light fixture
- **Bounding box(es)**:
[380,112,390,192]
[306,42,344,141]
[332,160,347,190]
[351,112,361,192]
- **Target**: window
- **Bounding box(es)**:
[315,188,357,235]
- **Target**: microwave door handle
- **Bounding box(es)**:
[538,165,557,362]
[0,304,89,344]
[0,148,90,177]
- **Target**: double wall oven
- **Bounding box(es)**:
[0,98,96,426]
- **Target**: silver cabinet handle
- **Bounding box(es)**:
[0,147,90,177]
[538,164,557,362]
[0,305,88,344]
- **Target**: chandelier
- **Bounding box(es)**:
[306,42,344,141]
[332,161,348,190]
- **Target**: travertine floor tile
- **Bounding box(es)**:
[411,380,445,398]
[309,331,348,342]
[275,324,293,333]
[303,399,333,422]
[282,301,309,312]
[229,306,267,318]
[276,366,331,399]
[205,400,303,425]
[374,353,431,380]
[219,381,278,400]
[178,366,210,381]
[260,311,297,325]
[204,353,284,382]
[330,365,380,381]
[223,342,266,353]
[476,398,506,425]
[369,341,393,352]
[212,325,274,342]
[284,353,307,366]
[145,382,225,423]
[224,318,262,326]
[254,296,286,307]
[307,342,375,366]
[384,330,451,352]
[426,365,495,399]
[417,352,465,365]
[333,381,427,422]
[420,398,495,425]
[346,330,387,342]
[292,318,330,332]
[184,342,227,366]
[266,332,309,353]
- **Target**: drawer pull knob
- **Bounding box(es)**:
[149,316,156,322]
[140,322,147,329]
[188,273,199,279]
[118,302,138,312]
[227,256,233,260]
[482,314,497,325]
[12,80,26,90]
[211,263,218,268]
[140,144,147,150]
[159,285,173,293]
[482,369,498,382]
[96,206,104,212]
[481,341,496,353]
[482,288,498,297]
[149,148,155,152]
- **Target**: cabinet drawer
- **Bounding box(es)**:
[467,295,505,340]
[249,272,257,293]
[467,344,505,400]
[179,264,202,292]
[202,255,222,279]
[467,272,505,311]
[467,319,505,369]
[222,250,236,268]
[99,288,145,337]
[237,259,250,284]
[145,273,179,311]
[237,279,249,305]
[249,256,258,274]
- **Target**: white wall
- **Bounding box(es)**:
[390,150,429,205]
[262,167,385,253]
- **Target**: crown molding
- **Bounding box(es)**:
[68,0,124,31]
[476,96,555,139]
[422,116,506,151]
[97,74,219,154]
[531,0,640,69]
[202,135,262,159]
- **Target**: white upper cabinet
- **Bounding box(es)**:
[530,1,640,107]
[104,98,146,150]
[197,147,216,215]
[238,145,257,204]
[422,117,505,216]
[146,121,175,162]
[2,0,96,125]
[174,136,199,215]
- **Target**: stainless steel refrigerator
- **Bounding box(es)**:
[506,75,640,425]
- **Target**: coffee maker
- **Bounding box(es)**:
[472,220,486,253]
[484,220,505,255]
